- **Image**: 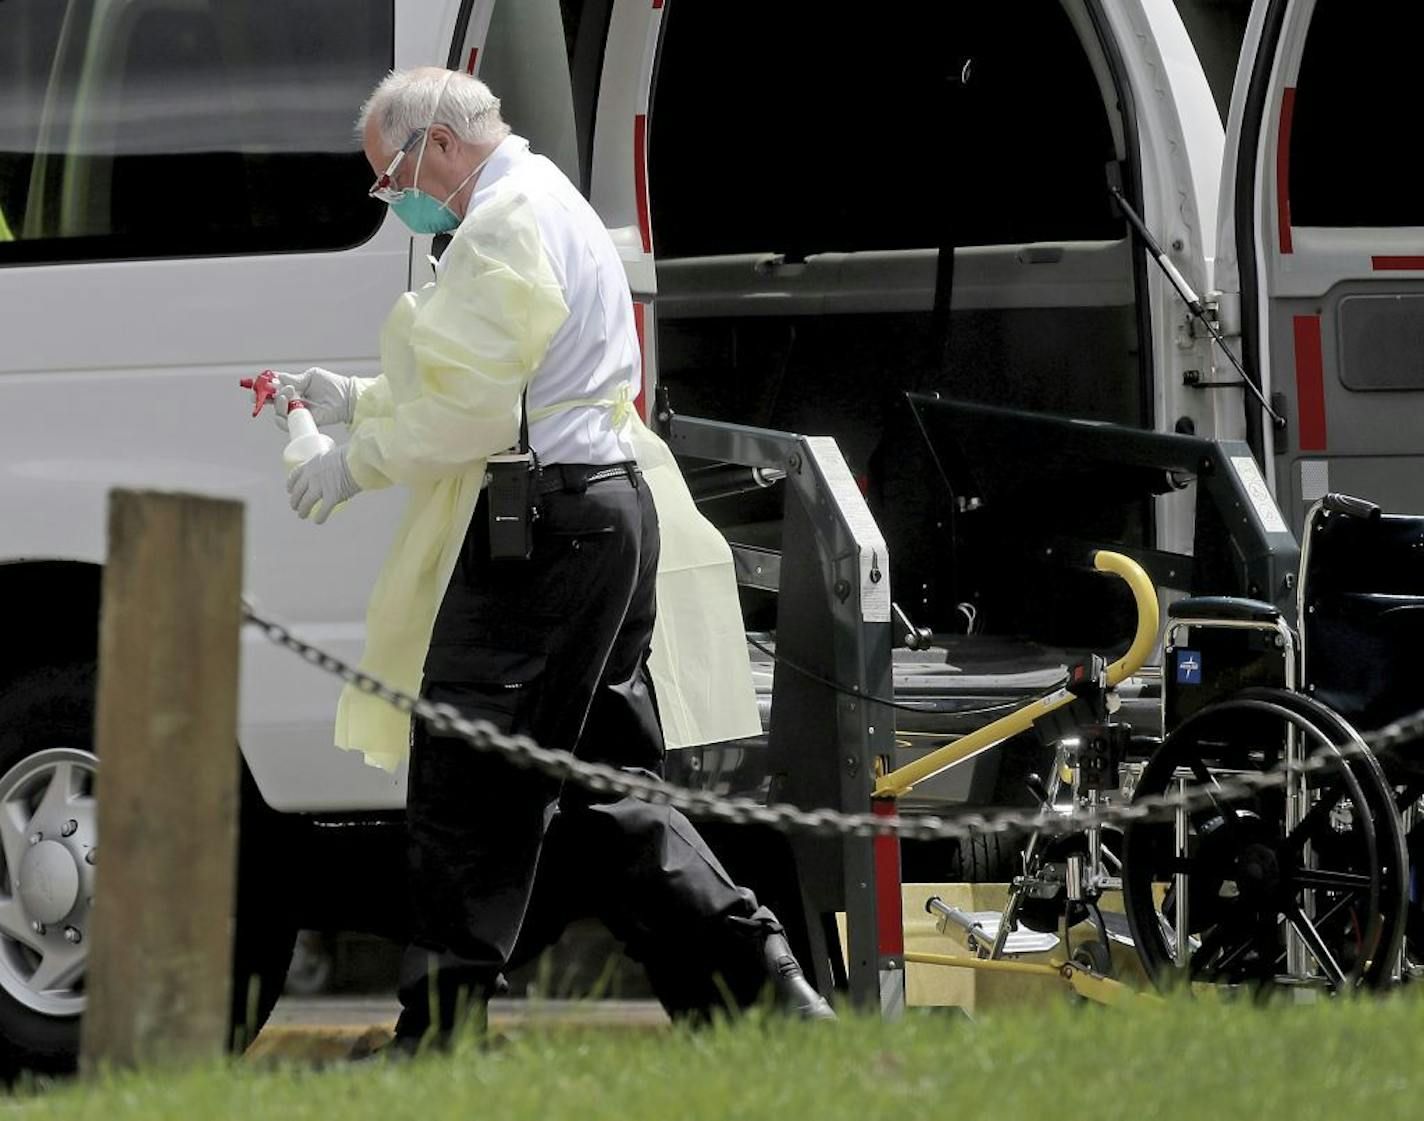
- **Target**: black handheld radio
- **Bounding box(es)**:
[486,388,538,560]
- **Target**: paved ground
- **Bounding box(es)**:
[266,996,670,1029]
[250,997,670,1061]
[265,997,386,1027]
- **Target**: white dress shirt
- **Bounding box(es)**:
[440,135,640,467]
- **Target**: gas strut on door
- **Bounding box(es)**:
[1109,185,1287,431]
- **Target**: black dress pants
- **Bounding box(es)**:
[396,466,779,1038]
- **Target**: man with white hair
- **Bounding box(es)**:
[273,67,833,1050]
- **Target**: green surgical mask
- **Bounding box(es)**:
[390,188,460,235]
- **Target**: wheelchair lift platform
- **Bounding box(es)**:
[661,397,1324,1014]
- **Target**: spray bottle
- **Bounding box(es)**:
[240,368,336,473]
[240,369,335,471]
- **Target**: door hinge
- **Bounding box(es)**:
[1192,290,1242,339]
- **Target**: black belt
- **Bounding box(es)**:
[537,461,641,495]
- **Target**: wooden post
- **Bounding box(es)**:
[82,490,244,1073]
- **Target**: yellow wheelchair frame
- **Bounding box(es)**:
[872,551,1162,1006]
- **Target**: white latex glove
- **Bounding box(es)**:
[287,445,362,525]
[272,367,358,431]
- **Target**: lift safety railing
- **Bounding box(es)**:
[901,395,1302,616]
[662,409,899,1012]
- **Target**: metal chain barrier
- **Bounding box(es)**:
[242,599,1424,843]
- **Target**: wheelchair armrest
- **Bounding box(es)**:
[1320,492,1380,520]
[1166,596,1282,624]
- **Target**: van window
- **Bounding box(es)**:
[650,2,1122,259]
[479,0,613,194]
[1290,0,1424,228]
[0,0,393,266]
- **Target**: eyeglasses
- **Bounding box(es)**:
[369,129,426,203]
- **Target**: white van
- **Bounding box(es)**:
[0,0,1417,1070]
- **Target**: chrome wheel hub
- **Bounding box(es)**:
[19,841,80,925]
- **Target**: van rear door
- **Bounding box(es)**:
[587,0,664,419]
[1216,0,1424,524]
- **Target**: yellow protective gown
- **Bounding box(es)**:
[334,190,760,771]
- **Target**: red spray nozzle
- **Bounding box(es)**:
[239,370,280,417]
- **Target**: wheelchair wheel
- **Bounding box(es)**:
[1122,690,1408,992]
[1239,689,1411,985]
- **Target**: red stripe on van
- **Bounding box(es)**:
[1372,256,1424,271]
[873,799,904,957]
[1293,314,1327,450]
[1277,87,1296,254]
[632,301,648,421]
[652,0,665,7]
[633,114,652,254]
[466,47,478,74]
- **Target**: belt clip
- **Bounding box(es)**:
[624,462,640,490]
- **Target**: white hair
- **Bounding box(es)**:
[357,68,511,150]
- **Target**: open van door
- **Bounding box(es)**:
[1216,0,1424,526]
[587,0,664,420]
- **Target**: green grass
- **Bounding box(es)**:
[8,994,1424,1120]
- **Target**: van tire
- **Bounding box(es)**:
[0,664,97,1078]
[944,834,1020,884]
[229,767,299,1054]
[0,662,294,1075]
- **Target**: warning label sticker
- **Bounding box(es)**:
[805,436,892,623]
[1230,455,1289,536]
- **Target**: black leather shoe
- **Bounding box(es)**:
[762,932,836,1019]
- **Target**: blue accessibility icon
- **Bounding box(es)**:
[1176,649,1203,685]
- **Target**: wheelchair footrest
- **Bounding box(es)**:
[943,908,1061,955]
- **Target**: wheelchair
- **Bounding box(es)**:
[922,493,1422,996]
[1118,492,1419,991]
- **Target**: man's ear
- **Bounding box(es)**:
[428,123,456,154]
